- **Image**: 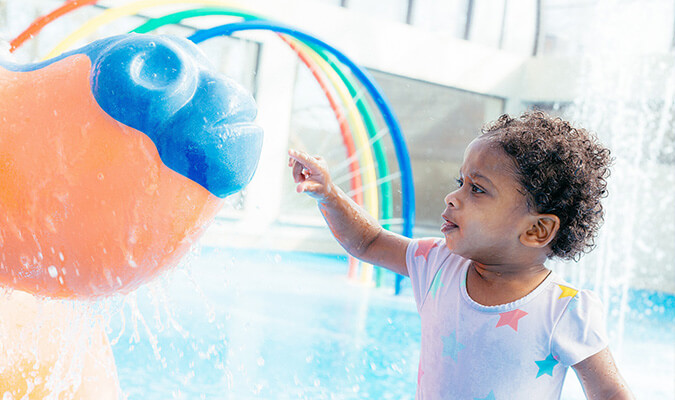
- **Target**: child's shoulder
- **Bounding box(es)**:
[406,237,469,283]
[408,237,446,255]
[544,273,605,324]
[545,274,608,366]
[546,273,601,299]
[406,237,462,268]
[406,237,470,310]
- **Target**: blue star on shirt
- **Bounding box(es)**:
[535,354,559,378]
[474,390,496,400]
[442,331,465,361]
[430,269,444,298]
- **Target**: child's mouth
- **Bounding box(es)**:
[441,216,458,233]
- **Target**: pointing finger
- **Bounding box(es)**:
[288,149,321,171]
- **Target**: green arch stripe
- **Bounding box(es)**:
[133,7,259,33]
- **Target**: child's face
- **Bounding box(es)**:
[441,137,533,264]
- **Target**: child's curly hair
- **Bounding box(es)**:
[481,111,612,260]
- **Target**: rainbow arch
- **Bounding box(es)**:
[10,0,415,294]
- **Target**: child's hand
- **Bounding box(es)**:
[288,149,333,202]
[288,148,409,275]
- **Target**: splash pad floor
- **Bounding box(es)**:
[109,247,674,399]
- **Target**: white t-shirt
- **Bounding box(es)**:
[406,238,608,400]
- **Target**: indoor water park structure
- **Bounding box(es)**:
[0,0,673,398]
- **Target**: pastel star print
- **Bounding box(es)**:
[557,284,578,299]
[474,390,496,400]
[430,269,444,298]
[495,309,528,332]
[442,331,465,361]
[414,239,438,261]
[535,354,559,378]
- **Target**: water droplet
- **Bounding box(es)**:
[47,265,58,278]
[273,254,282,263]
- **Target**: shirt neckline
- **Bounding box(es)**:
[459,261,556,313]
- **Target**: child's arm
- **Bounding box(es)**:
[572,347,634,399]
[288,149,410,276]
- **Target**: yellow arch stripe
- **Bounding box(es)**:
[292,39,379,218]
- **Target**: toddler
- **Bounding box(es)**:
[288,111,633,399]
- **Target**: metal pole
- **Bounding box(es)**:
[464,0,474,40]
[406,0,415,24]
[532,0,542,56]
[498,0,508,49]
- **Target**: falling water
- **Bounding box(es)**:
[553,0,675,366]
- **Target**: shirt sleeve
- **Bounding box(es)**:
[550,289,609,367]
[405,238,447,311]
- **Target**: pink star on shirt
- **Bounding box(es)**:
[495,309,528,332]
[414,239,438,261]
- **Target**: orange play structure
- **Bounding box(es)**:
[0,54,221,298]
[0,35,261,299]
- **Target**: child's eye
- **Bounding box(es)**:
[456,178,484,194]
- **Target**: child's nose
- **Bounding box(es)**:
[444,191,459,208]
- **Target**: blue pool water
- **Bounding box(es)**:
[109,247,674,399]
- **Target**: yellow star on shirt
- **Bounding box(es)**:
[557,285,578,299]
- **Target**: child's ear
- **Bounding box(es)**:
[520,214,560,249]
